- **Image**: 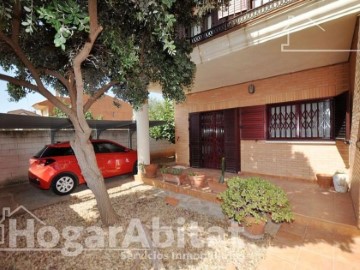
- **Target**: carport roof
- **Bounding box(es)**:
[0,113,165,131]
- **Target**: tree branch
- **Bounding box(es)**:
[83,81,118,112]
[72,0,102,126]
[38,68,69,89]
[0,73,39,91]
[0,31,72,116]
[67,71,77,109]
[11,0,21,44]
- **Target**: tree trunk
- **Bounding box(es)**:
[70,116,119,226]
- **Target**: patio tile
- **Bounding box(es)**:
[300,240,336,257]
[279,222,307,237]
[273,229,305,246]
[257,254,296,270]
[333,259,360,270]
[268,242,301,262]
[295,249,333,270]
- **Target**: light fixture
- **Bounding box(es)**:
[248,84,255,94]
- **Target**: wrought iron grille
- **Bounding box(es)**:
[299,100,331,139]
[268,99,332,140]
[190,0,300,44]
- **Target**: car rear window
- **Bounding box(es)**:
[35,146,74,158]
[93,142,125,153]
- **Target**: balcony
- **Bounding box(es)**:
[188,0,360,93]
[190,0,302,44]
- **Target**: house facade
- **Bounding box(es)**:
[33,94,133,121]
[174,0,360,227]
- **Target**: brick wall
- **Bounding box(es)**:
[349,20,360,228]
[241,141,348,180]
[0,130,174,187]
[175,63,350,179]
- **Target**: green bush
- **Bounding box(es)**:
[160,167,183,175]
[219,177,294,225]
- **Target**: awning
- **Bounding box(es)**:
[0,113,166,146]
[0,113,165,130]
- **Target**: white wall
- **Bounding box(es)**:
[0,130,174,187]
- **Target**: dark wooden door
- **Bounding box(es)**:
[189,109,240,172]
[200,111,225,169]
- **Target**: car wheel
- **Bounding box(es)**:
[132,161,138,175]
[51,173,77,195]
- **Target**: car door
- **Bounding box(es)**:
[92,142,114,178]
[102,142,131,176]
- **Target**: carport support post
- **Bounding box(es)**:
[134,102,150,170]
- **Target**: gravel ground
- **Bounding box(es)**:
[0,182,270,270]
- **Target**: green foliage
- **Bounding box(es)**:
[0,0,224,113]
[149,98,175,143]
[187,171,204,176]
[37,0,90,50]
[160,167,183,175]
[219,177,294,225]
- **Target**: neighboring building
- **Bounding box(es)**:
[7,109,39,116]
[32,94,133,120]
[175,0,360,227]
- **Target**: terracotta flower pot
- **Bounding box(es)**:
[207,178,227,193]
[144,164,158,178]
[316,173,333,188]
[189,174,206,188]
[244,216,266,236]
[162,173,186,185]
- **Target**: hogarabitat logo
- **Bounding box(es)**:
[0,206,244,256]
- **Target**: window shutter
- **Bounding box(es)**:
[189,113,201,167]
[223,109,240,173]
[240,105,266,140]
[211,10,219,26]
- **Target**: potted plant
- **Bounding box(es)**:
[138,163,159,178]
[333,170,349,193]
[188,172,206,188]
[160,167,186,185]
[208,157,227,193]
[219,177,294,237]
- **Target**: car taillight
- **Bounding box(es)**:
[38,159,56,166]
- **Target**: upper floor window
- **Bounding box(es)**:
[268,99,333,140]
[252,0,273,8]
[218,0,249,19]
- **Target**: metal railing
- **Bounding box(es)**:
[190,0,300,44]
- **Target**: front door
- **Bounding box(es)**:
[200,111,225,169]
[189,108,240,173]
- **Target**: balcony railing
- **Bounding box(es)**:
[190,0,301,44]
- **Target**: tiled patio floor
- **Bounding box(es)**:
[139,168,360,269]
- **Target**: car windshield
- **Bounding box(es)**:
[35,146,74,158]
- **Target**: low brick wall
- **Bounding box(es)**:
[0,130,174,187]
[241,140,348,181]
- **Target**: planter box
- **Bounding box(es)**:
[207,179,227,193]
[162,173,187,186]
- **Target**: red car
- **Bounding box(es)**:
[29,139,137,195]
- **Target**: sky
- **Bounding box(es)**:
[0,67,163,113]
